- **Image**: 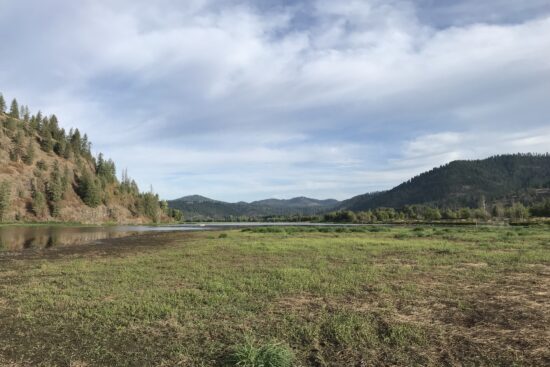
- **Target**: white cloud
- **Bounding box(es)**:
[0,0,548,201]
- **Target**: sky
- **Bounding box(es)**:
[1,0,549,202]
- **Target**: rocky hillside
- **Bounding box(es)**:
[0,93,180,224]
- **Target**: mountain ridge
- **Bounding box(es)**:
[168,195,340,220]
[339,154,550,211]
[169,154,550,220]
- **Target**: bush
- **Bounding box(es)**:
[229,341,294,367]
[36,160,47,171]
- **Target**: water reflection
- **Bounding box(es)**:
[0,225,199,251]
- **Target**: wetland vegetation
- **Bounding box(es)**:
[0,225,548,366]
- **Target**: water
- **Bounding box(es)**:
[0,225,204,251]
[0,222,362,252]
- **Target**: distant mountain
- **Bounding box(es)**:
[252,197,340,208]
[172,195,218,203]
[168,195,340,220]
[339,154,550,211]
[169,154,550,220]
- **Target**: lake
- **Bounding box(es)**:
[0,222,363,252]
[0,225,207,252]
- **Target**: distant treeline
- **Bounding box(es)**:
[184,200,550,224]
[322,203,532,223]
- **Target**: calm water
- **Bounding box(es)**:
[0,225,205,251]
[0,222,361,252]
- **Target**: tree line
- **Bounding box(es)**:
[0,92,182,223]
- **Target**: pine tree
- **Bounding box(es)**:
[10,131,25,162]
[40,130,54,152]
[70,129,82,155]
[9,99,19,119]
[0,93,6,113]
[22,140,35,165]
[22,106,30,122]
[47,162,64,216]
[61,166,70,198]
[63,144,72,160]
[76,170,101,207]
[160,200,169,214]
[0,181,11,222]
[31,111,42,131]
[54,138,66,157]
[31,179,48,218]
[142,192,160,223]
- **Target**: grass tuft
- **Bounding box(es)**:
[229,340,294,367]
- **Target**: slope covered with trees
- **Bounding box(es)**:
[169,155,550,222]
[168,196,339,221]
[339,154,550,211]
[0,92,181,224]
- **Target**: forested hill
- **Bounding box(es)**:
[0,92,180,224]
[340,154,550,211]
[169,154,550,220]
[168,196,340,221]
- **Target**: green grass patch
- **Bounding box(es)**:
[0,226,548,366]
[228,340,294,367]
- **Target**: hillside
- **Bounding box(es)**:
[340,154,550,211]
[0,93,179,224]
[169,154,550,220]
[168,195,339,220]
[252,197,339,208]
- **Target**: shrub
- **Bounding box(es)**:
[229,341,294,367]
[36,160,47,171]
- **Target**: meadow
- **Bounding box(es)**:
[0,225,548,366]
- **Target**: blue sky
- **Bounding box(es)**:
[1,0,549,201]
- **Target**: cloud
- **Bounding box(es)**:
[0,0,549,201]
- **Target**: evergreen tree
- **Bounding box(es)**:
[22,140,35,165]
[30,111,42,131]
[63,144,72,160]
[76,171,101,207]
[5,117,17,133]
[31,179,48,218]
[169,208,183,222]
[40,131,54,152]
[0,181,11,222]
[47,162,64,217]
[0,93,6,113]
[54,138,66,157]
[160,200,169,214]
[141,192,160,223]
[9,131,25,162]
[70,129,82,155]
[61,166,70,198]
[22,106,30,122]
[96,153,117,183]
[9,99,19,119]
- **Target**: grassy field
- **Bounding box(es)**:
[0,226,548,366]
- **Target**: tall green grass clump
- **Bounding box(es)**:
[229,341,294,367]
